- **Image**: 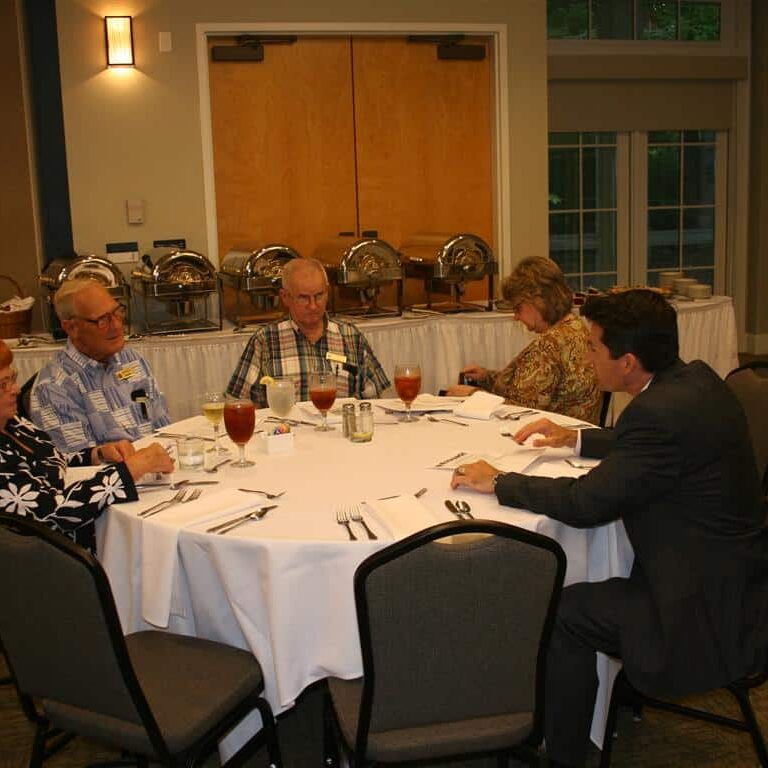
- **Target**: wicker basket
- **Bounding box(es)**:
[0,275,33,339]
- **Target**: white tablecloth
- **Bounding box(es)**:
[95,407,633,755]
[9,297,737,423]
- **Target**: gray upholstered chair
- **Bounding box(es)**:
[726,361,768,496]
[323,519,566,768]
[0,513,282,768]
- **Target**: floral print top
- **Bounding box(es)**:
[475,313,602,423]
[0,417,137,552]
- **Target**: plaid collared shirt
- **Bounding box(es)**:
[227,317,390,407]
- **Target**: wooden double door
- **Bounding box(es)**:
[208,35,494,303]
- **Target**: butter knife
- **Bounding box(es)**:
[137,480,219,492]
[206,505,278,533]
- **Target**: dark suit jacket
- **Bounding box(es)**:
[495,359,768,696]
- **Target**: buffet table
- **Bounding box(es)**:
[94,405,632,755]
[10,297,738,422]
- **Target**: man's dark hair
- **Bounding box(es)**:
[582,289,679,373]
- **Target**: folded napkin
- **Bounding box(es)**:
[1,295,34,312]
[298,401,343,425]
[376,394,453,414]
[453,391,505,420]
[140,490,259,628]
[366,496,447,539]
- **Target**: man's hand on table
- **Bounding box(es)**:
[513,418,578,449]
[91,440,135,465]
[450,459,501,493]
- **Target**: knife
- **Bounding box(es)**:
[155,432,216,442]
[206,505,278,533]
[444,499,462,519]
[137,480,219,492]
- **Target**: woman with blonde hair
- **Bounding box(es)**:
[448,256,601,423]
[0,339,173,552]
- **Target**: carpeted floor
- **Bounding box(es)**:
[1,657,766,768]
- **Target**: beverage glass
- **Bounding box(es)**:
[394,363,422,422]
[202,392,230,455]
[176,437,204,471]
[223,398,256,468]
[266,377,296,418]
[308,371,337,432]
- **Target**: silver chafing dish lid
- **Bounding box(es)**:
[132,250,217,297]
[219,243,300,291]
[400,233,495,281]
[314,236,402,287]
[39,255,130,297]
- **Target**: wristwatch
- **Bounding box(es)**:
[492,472,503,492]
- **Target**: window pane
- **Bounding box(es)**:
[549,148,580,210]
[683,146,715,205]
[637,0,678,39]
[649,131,681,143]
[549,132,580,146]
[682,208,714,268]
[583,148,616,209]
[648,146,680,206]
[591,0,634,39]
[646,270,662,287]
[549,213,580,274]
[683,130,716,142]
[681,2,720,41]
[583,273,616,291]
[582,131,617,145]
[547,0,588,39]
[683,267,714,287]
[583,211,617,273]
[648,209,680,269]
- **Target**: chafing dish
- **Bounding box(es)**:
[218,243,300,328]
[39,254,131,339]
[399,232,496,312]
[131,249,221,335]
[313,236,403,317]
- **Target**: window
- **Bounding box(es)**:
[547,0,721,41]
[547,129,726,292]
[548,132,625,291]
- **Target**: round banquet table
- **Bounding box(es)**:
[94,403,633,757]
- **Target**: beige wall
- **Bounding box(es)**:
[54,0,549,270]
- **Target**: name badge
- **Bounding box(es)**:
[115,361,142,382]
[326,351,347,365]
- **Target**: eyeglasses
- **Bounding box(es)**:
[75,303,127,331]
[291,290,328,307]
[0,369,18,392]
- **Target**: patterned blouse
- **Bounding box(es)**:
[0,417,138,552]
[475,313,601,423]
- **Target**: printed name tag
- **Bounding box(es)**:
[115,361,142,382]
[326,351,347,365]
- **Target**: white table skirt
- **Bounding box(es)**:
[10,297,738,423]
[95,407,633,755]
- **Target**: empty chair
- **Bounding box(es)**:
[726,361,768,495]
[324,519,566,767]
[0,513,282,768]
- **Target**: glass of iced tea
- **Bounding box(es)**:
[394,363,422,422]
[202,392,230,455]
[308,371,337,432]
[223,398,256,468]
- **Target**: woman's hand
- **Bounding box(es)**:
[91,440,135,465]
[460,364,488,382]
[450,460,500,493]
[513,418,578,449]
[124,443,175,481]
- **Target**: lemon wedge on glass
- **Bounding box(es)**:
[259,375,276,386]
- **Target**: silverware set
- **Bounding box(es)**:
[335,505,377,541]
[206,505,278,534]
[139,488,204,518]
[445,499,474,519]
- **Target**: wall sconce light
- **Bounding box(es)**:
[105,16,134,67]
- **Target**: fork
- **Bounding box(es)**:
[348,504,376,540]
[336,507,357,541]
[139,489,187,518]
[502,409,537,421]
[183,488,203,503]
[238,488,286,500]
[426,415,470,427]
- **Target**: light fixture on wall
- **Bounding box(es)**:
[105,16,134,67]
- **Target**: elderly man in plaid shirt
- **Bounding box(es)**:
[227,258,390,407]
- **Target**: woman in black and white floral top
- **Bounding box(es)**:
[0,339,173,552]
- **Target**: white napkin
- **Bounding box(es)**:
[0,295,34,312]
[366,495,446,539]
[298,401,343,425]
[453,391,505,420]
[140,490,260,627]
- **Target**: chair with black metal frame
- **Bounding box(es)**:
[16,371,38,422]
[726,360,768,497]
[323,519,567,768]
[0,512,283,768]
[599,662,768,768]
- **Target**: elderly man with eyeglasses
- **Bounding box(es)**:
[30,279,170,452]
[227,258,390,407]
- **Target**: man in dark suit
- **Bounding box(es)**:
[451,289,768,768]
